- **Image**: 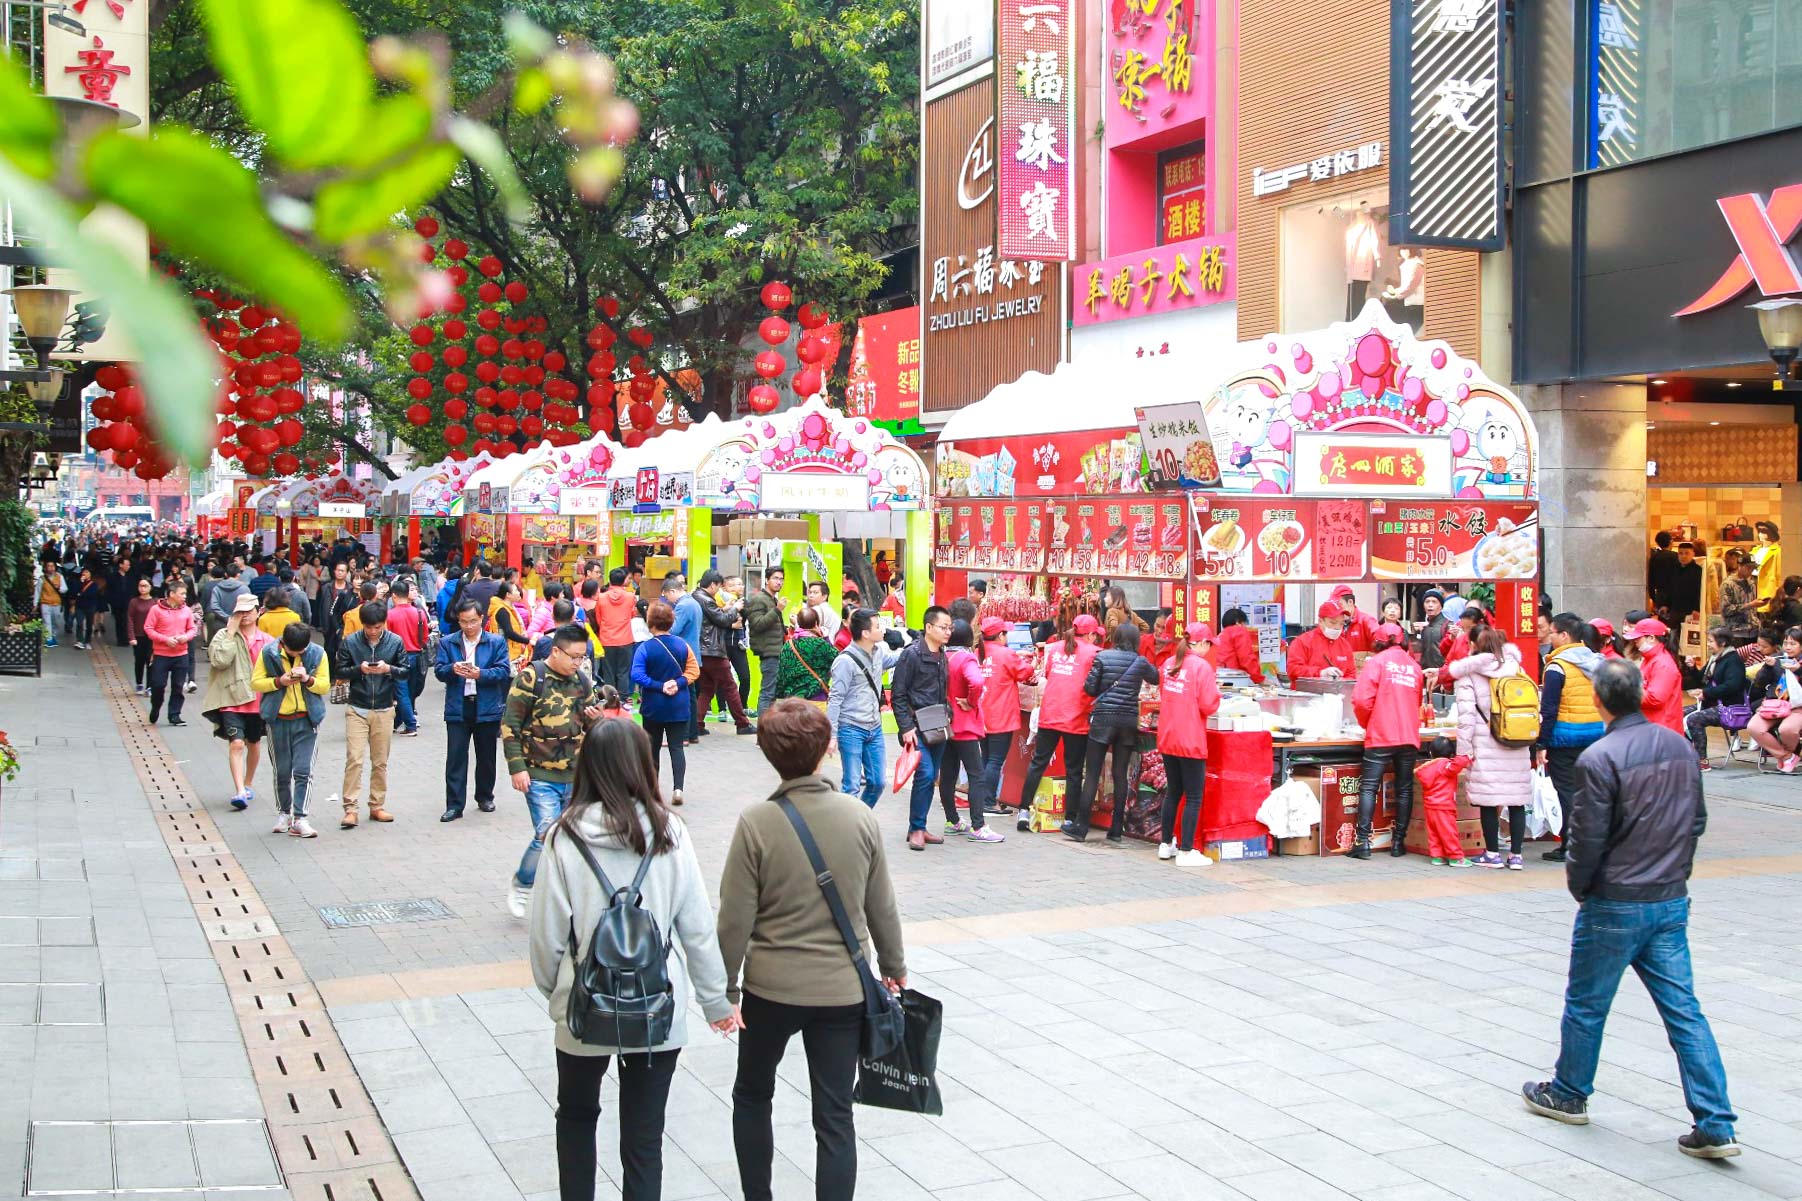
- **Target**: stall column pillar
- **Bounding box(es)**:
[506,516,524,571]
[380,522,392,564]
[407,517,421,563]
[1521,382,1647,623]
[607,534,626,573]
[685,507,713,580]
[904,509,931,628]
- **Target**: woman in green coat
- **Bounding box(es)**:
[774,605,839,701]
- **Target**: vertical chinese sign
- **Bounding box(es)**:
[1589,0,1641,167]
[1389,0,1504,249]
[996,0,1077,262]
[1106,1,1210,150]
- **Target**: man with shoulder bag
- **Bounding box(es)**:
[888,605,953,851]
[826,608,904,809]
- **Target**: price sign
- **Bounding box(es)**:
[1370,501,1538,580]
[1135,401,1220,490]
[1314,500,1369,580]
[1192,498,1316,580]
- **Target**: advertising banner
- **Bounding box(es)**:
[1042,495,1189,580]
[995,0,1076,261]
[1073,234,1234,327]
[936,429,1146,498]
[1369,500,1538,579]
[844,307,922,425]
[1192,497,1317,581]
[1135,400,1221,489]
[934,499,1047,574]
[1389,0,1505,249]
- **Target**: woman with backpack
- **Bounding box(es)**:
[1449,626,1534,869]
[527,719,737,1201]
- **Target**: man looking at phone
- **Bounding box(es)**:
[332,601,409,829]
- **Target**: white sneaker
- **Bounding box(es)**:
[1174,849,1211,868]
[184,681,198,693]
[288,818,318,838]
[506,881,531,919]
[272,813,292,834]
[1157,842,1177,861]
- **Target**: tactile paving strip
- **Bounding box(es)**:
[93,650,421,1201]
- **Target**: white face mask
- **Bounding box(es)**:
[1639,637,1660,655]
[1322,624,1343,641]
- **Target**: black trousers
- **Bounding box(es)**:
[444,697,499,814]
[1480,805,1526,855]
[147,656,188,722]
[1075,724,1137,837]
[1545,745,1585,843]
[1017,728,1087,814]
[601,643,634,698]
[937,738,990,829]
[132,638,154,688]
[728,644,751,710]
[112,603,130,645]
[555,1048,679,1201]
[1356,743,1417,844]
[732,992,862,1201]
[643,718,686,792]
[1159,753,1207,851]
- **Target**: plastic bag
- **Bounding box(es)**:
[1528,769,1562,839]
[1256,775,1322,840]
[890,746,920,794]
[854,989,943,1115]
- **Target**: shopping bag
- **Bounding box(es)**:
[853,989,943,1115]
[1528,769,1561,839]
[890,746,920,794]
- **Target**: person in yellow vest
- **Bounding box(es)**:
[1535,613,1605,865]
[341,580,380,640]
[257,587,304,642]
[250,623,333,838]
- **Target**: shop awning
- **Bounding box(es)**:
[693,399,928,512]
[938,359,1152,443]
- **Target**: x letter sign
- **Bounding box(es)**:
[1675,185,1802,316]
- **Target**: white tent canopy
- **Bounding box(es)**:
[936,356,1181,442]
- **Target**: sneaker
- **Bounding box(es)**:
[735,725,756,736]
[1697,760,1715,772]
[671,790,684,807]
[1676,1128,1741,1159]
[168,718,187,728]
[1173,849,1210,868]
[1016,810,1032,832]
[946,818,971,835]
[1430,856,1447,865]
[184,681,198,693]
[1506,854,1525,870]
[229,791,250,811]
[1447,857,1472,869]
[506,881,531,918]
[968,826,1005,844]
[403,727,420,737]
[1158,842,1178,861]
[135,686,148,697]
[1521,1081,1589,1125]
[288,818,318,839]
[1470,851,1506,869]
[1541,847,1567,862]
[1782,754,1799,775]
[272,813,292,834]
[44,639,57,648]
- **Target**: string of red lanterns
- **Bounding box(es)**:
[751,279,832,415]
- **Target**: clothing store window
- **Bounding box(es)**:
[1278,190,1427,333]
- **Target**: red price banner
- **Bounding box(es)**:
[1314,500,1369,580]
[227,507,255,537]
[1192,498,1315,581]
[1370,502,1538,580]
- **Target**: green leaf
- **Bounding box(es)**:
[314,141,459,241]
[84,128,353,342]
[339,94,433,170]
[200,0,373,169]
[0,53,56,179]
[0,156,217,464]
[447,116,531,222]
[512,68,552,117]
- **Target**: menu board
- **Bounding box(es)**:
[1370,501,1538,580]
[1314,500,1369,580]
[520,516,573,544]
[1135,401,1220,490]
[1044,496,1188,580]
[1191,496,1316,581]
[934,500,1047,573]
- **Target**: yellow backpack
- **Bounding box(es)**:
[1489,674,1541,747]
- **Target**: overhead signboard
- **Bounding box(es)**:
[925,0,994,89]
[1389,0,1505,249]
[995,0,1077,262]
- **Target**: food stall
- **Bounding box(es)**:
[249,479,310,560]
[399,452,494,565]
[503,434,625,583]
[937,302,1541,856]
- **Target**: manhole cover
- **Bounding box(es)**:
[317,898,455,929]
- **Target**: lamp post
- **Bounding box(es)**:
[1752,297,1802,391]
[2,284,74,429]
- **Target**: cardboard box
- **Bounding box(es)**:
[1405,812,1487,858]
[1277,832,1318,857]
[1297,763,1397,855]
[1204,835,1270,862]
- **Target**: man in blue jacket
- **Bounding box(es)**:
[434,598,513,821]
[436,567,466,636]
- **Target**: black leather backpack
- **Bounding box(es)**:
[563,834,675,1050]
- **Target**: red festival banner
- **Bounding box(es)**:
[996,0,1076,261]
[845,307,921,425]
[1369,501,1538,580]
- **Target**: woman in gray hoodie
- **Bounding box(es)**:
[528,719,738,1201]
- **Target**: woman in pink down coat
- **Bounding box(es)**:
[1448,626,1533,869]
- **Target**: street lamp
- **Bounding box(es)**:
[1751,297,1802,390]
[6,284,74,366]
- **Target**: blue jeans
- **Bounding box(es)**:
[837,723,885,808]
[905,740,945,833]
[1552,897,1736,1139]
[394,652,417,731]
[515,779,572,888]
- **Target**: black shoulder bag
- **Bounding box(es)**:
[773,797,903,1060]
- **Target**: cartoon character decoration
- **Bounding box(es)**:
[1201,302,1536,500]
[557,439,618,492]
[877,453,922,508]
[693,398,927,511]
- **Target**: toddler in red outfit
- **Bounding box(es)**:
[1417,738,1473,867]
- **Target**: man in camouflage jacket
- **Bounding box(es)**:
[502,625,604,917]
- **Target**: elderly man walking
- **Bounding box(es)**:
[1521,658,1739,1159]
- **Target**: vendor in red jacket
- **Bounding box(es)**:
[1627,616,1685,734]
[1212,608,1266,683]
[1329,585,1381,653]
[1349,622,1427,859]
[1286,600,1357,681]
[1591,618,1622,659]
[1015,613,1102,820]
[1436,603,1486,690]
[1156,623,1223,866]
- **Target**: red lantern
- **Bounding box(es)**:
[793,368,822,396]
[543,351,567,372]
[272,387,305,413]
[797,302,830,330]
[797,337,827,365]
[414,214,440,238]
[95,364,127,391]
[273,453,302,476]
[443,399,469,421]
[444,238,468,260]
[627,401,656,430]
[239,305,267,329]
[521,415,545,438]
[754,350,786,379]
[477,255,503,278]
[443,346,469,368]
[407,377,433,400]
[443,319,467,341]
[500,365,523,386]
[443,423,469,446]
[521,390,542,410]
[405,403,432,425]
[746,384,780,414]
[760,281,793,310]
[501,338,524,360]
[587,383,616,407]
[409,324,434,346]
[275,419,303,446]
[409,351,435,373]
[417,241,438,264]
[474,386,498,407]
[504,281,528,304]
[494,415,517,437]
[475,362,501,384]
[255,362,283,388]
[475,334,502,357]
[628,377,657,403]
[627,327,654,349]
[476,309,502,331]
[596,296,620,318]
[622,429,646,449]
[445,372,469,394]
[472,412,498,435]
[758,316,791,346]
[448,265,470,287]
[477,281,502,304]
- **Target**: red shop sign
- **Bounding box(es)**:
[1192,497,1315,581]
[1369,501,1538,581]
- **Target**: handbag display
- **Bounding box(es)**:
[773,797,903,1061]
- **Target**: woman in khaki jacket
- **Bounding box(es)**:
[717,699,906,1201]
[201,594,274,810]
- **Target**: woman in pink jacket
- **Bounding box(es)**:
[1014,613,1102,823]
[1448,627,1533,869]
[143,579,200,726]
[976,617,1034,827]
[939,620,1003,842]
[1157,623,1223,867]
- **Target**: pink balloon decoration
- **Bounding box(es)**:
[1292,394,1314,420]
[1355,333,1389,375]
[1430,348,1448,369]
[1456,486,1485,499]
[744,464,761,482]
[852,452,867,468]
[1360,373,1384,399]
[1292,345,1312,374]
[1456,384,1470,400]
[1268,419,1292,451]
[1318,372,1342,399]
[867,468,884,483]
[1401,376,1424,403]
[1448,428,1469,456]
[761,449,776,464]
[1427,398,1449,426]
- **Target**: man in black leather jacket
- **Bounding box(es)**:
[1064,624,1158,844]
[331,602,410,829]
[1522,658,1738,1159]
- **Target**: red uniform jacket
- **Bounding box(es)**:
[1286,627,1356,681]
[1639,644,1684,734]
[1038,640,1100,735]
[1352,646,1426,747]
[1341,609,1381,654]
[977,643,1032,734]
[1211,623,1266,683]
[1156,654,1222,759]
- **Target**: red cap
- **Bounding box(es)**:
[1375,622,1406,643]
[980,616,1010,638]
[1073,614,1100,636]
[1330,584,1357,601]
[1185,622,1214,644]
[1591,618,1616,637]
[1625,617,1669,639]
[1317,600,1345,621]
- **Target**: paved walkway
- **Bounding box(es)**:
[9,642,1802,1200]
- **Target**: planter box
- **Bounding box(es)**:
[0,630,42,677]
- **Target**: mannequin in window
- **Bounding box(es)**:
[1383,248,1426,332]
[1345,206,1379,317]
